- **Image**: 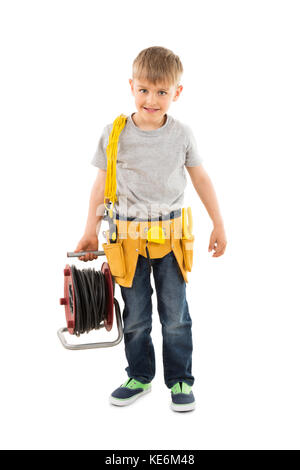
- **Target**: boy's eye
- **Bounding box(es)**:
[139,89,167,95]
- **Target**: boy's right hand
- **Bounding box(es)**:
[74,234,99,261]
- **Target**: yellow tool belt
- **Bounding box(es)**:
[102,211,195,288]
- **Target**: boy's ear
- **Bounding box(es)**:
[173,84,183,102]
[129,78,134,95]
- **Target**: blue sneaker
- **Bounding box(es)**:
[171,382,195,412]
[110,378,152,406]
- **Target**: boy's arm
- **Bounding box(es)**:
[186,165,227,257]
[84,168,107,237]
[74,169,106,261]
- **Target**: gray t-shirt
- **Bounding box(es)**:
[91,112,203,219]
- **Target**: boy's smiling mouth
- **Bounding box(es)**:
[143,107,160,113]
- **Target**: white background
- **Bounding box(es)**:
[0,0,299,450]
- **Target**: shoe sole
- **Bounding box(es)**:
[109,386,152,407]
[171,401,196,412]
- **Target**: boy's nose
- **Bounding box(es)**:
[145,101,158,108]
[145,94,157,106]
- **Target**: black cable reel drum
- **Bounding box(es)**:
[58,248,123,350]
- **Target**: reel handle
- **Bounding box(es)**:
[67,250,105,257]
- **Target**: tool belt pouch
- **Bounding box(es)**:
[181,235,195,272]
[102,241,126,278]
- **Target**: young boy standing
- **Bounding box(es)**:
[75,46,227,412]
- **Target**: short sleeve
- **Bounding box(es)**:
[184,125,204,167]
[91,125,110,170]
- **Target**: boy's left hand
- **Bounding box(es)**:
[208,223,227,257]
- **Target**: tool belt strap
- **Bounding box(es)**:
[115,209,181,222]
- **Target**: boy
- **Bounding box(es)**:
[75,46,227,412]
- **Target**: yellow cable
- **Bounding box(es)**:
[104,114,127,209]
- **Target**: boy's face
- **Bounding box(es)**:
[129,78,183,122]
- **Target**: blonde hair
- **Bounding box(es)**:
[132,46,183,87]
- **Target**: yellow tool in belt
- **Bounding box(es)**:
[147,225,166,244]
[146,207,193,244]
[182,207,193,239]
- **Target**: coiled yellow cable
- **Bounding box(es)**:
[104,114,127,211]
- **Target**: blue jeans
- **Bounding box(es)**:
[120,251,194,389]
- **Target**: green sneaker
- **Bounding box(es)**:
[110,378,152,406]
[171,382,196,412]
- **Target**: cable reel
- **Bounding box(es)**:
[58,250,123,350]
[58,115,128,350]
